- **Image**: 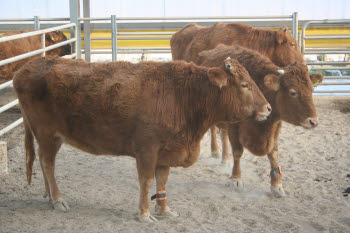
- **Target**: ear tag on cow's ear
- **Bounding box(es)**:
[313,80,319,87]
[50,35,56,42]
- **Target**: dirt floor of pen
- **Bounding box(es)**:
[0,96,349,233]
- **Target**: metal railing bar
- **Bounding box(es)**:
[62,53,77,59]
[304,51,350,54]
[0,18,34,22]
[0,100,19,114]
[90,47,171,50]
[0,118,23,137]
[314,90,350,93]
[0,38,76,67]
[323,76,350,79]
[306,62,350,65]
[318,82,350,85]
[0,23,76,43]
[87,37,172,40]
[0,80,13,91]
[117,32,175,36]
[309,66,350,70]
[305,35,350,39]
[78,15,293,21]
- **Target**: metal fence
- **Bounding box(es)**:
[0,23,78,137]
[301,20,350,94]
[0,14,349,135]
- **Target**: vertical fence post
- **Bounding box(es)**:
[111,15,117,61]
[70,0,82,58]
[292,12,299,42]
[41,33,46,57]
[83,0,91,62]
[34,16,40,30]
[0,141,8,175]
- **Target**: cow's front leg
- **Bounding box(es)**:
[136,154,158,223]
[154,166,179,218]
[228,125,244,191]
[267,144,286,197]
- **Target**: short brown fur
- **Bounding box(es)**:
[13,56,268,221]
[198,44,320,196]
[171,22,304,68]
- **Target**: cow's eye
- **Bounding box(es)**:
[225,63,231,70]
[241,82,248,88]
[289,89,297,97]
[290,43,295,47]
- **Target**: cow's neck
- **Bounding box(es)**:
[243,29,277,62]
[173,67,221,142]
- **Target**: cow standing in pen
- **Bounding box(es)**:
[196,44,323,196]
[170,22,323,160]
[171,22,323,196]
[0,30,71,84]
[13,56,271,222]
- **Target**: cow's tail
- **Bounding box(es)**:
[24,118,35,185]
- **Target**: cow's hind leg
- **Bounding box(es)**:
[267,144,286,197]
[154,166,178,218]
[38,136,70,211]
[220,128,231,164]
[210,125,220,158]
[228,125,244,191]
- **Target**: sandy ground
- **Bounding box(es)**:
[0,96,349,233]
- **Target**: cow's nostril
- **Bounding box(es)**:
[309,119,318,127]
[267,105,272,113]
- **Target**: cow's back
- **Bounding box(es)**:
[171,23,205,61]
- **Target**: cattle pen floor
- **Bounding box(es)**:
[0,96,349,233]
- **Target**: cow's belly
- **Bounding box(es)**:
[158,142,200,168]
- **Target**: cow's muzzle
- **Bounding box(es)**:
[301,117,319,129]
[255,104,272,121]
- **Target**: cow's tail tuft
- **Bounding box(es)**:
[24,119,35,185]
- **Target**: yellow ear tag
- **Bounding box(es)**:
[50,35,56,42]
[313,81,319,87]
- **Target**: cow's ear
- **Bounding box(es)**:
[276,27,288,44]
[264,74,280,91]
[46,33,56,42]
[208,68,228,89]
[310,73,324,87]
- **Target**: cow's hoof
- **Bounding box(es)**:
[139,213,158,223]
[211,151,220,158]
[155,205,179,218]
[271,184,286,197]
[231,178,244,191]
[53,198,70,212]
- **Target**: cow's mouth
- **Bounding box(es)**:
[255,114,268,121]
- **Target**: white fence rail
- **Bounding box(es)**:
[0,23,77,137]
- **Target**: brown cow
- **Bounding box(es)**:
[170,22,323,166]
[197,44,323,197]
[13,56,270,222]
[170,22,304,68]
[0,30,71,84]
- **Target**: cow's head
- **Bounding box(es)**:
[272,26,304,67]
[208,58,271,123]
[46,31,71,56]
[263,63,320,129]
